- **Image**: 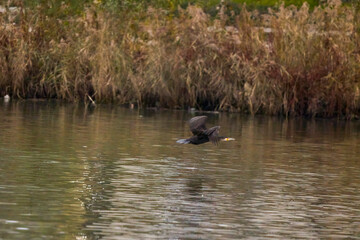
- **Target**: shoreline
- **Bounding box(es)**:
[2,97,359,120]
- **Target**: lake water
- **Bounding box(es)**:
[0,100,359,239]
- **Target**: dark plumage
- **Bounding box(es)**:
[176,116,234,145]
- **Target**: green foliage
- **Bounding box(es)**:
[21,0,355,14]
[24,0,92,16]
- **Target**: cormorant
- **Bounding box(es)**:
[176,116,235,145]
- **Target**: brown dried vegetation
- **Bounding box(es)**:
[0,0,359,117]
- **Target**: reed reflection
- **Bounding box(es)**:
[0,101,359,239]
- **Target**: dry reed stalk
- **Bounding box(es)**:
[0,0,359,117]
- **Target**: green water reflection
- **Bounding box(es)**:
[0,100,359,239]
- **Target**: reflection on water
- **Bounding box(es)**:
[0,100,359,239]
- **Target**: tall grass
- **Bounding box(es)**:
[0,0,359,117]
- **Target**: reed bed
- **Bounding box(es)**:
[0,0,359,117]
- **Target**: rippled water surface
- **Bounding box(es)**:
[0,100,360,239]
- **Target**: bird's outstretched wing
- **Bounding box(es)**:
[205,126,220,145]
[189,116,208,135]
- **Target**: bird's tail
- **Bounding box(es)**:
[176,139,190,144]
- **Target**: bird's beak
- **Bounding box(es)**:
[222,138,235,141]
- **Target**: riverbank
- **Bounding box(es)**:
[1,0,359,118]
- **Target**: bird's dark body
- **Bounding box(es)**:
[177,116,224,145]
[186,126,220,144]
[186,135,209,145]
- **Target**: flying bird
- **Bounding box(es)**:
[176,116,235,145]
